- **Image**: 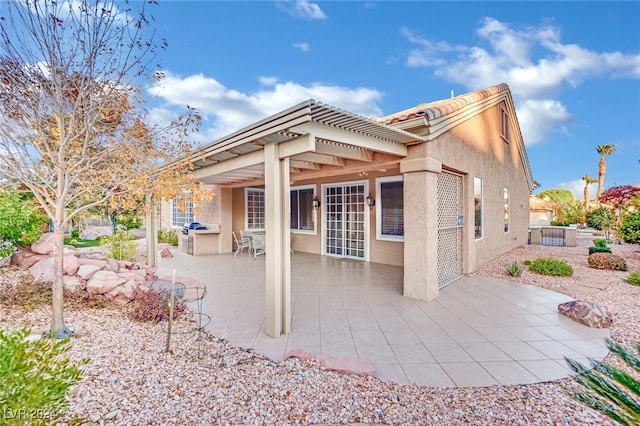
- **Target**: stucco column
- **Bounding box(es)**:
[145,194,157,267]
[264,144,291,337]
[400,157,441,301]
[218,187,233,253]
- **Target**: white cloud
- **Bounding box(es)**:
[559,179,598,200]
[275,0,327,20]
[402,17,640,146]
[293,42,310,52]
[147,72,384,143]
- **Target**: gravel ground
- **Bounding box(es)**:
[2,235,639,425]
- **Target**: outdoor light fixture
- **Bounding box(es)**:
[366,194,375,210]
[312,197,321,211]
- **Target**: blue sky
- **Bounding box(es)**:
[145,1,640,199]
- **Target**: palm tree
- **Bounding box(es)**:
[582,174,597,212]
[596,144,615,205]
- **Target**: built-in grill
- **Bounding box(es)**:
[181,222,207,235]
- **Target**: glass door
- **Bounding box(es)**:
[324,182,366,260]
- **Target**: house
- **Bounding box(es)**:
[529,195,556,226]
[147,83,536,338]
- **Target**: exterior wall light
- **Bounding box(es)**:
[312,197,321,211]
[366,194,376,210]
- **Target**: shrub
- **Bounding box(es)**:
[0,239,16,258]
[625,271,640,286]
[618,211,640,244]
[586,207,616,230]
[0,328,88,424]
[550,221,571,227]
[589,246,612,255]
[588,252,628,271]
[565,339,640,426]
[158,228,179,246]
[0,191,48,247]
[557,200,586,225]
[506,262,522,277]
[100,229,137,261]
[527,258,574,276]
[116,211,142,230]
[128,287,187,323]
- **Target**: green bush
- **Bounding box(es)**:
[625,271,640,286]
[618,212,640,244]
[589,246,612,255]
[566,339,640,426]
[506,262,522,277]
[588,252,628,271]
[100,229,137,261]
[0,328,87,424]
[557,200,585,225]
[527,258,574,276]
[586,207,616,231]
[0,191,48,247]
[550,221,571,226]
[116,211,142,230]
[157,228,179,246]
[0,240,16,258]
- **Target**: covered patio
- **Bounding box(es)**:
[156,250,610,387]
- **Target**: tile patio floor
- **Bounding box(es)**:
[156,249,610,387]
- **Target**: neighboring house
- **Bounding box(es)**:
[149,83,536,337]
[529,196,556,226]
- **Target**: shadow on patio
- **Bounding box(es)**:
[156,248,609,387]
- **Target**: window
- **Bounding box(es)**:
[291,185,315,232]
[170,197,194,228]
[501,107,510,143]
[474,177,483,239]
[376,176,403,241]
[245,188,265,230]
[504,187,510,233]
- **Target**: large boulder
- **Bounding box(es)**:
[63,255,81,276]
[28,257,55,282]
[558,300,613,328]
[11,251,49,269]
[87,270,126,295]
[63,275,84,292]
[78,258,107,269]
[76,264,101,280]
[31,233,55,255]
[105,280,138,305]
[79,229,99,241]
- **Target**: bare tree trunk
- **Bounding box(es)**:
[51,212,67,338]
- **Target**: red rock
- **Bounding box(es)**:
[11,251,48,269]
[558,300,613,328]
[78,258,108,269]
[31,233,55,255]
[282,349,313,362]
[87,271,126,295]
[63,254,81,276]
[160,248,173,258]
[315,354,375,376]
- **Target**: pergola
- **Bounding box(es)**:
[148,100,425,337]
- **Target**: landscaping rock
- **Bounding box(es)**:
[80,229,100,241]
[11,251,48,269]
[31,233,55,255]
[105,259,121,273]
[87,270,126,295]
[63,254,81,276]
[63,275,84,292]
[77,264,101,280]
[160,248,173,258]
[105,280,138,304]
[282,349,313,362]
[118,272,146,286]
[28,257,55,282]
[78,258,108,269]
[558,300,613,328]
[315,354,375,376]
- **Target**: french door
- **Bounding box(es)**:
[323,181,368,260]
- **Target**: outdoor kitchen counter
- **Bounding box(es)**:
[188,223,221,255]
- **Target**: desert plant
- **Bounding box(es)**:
[586,207,616,231]
[618,211,640,244]
[506,262,523,277]
[565,339,640,426]
[589,238,612,255]
[158,228,179,246]
[588,252,628,271]
[100,229,137,261]
[128,287,187,323]
[0,328,87,424]
[557,200,586,225]
[0,239,15,258]
[527,258,574,276]
[625,271,640,286]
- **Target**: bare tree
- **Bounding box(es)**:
[0,0,210,337]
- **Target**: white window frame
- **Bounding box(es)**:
[290,184,317,235]
[376,175,404,242]
[170,197,195,229]
[474,177,483,240]
[245,188,265,231]
[504,187,510,233]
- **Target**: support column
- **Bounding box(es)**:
[400,157,441,301]
[264,144,285,338]
[145,194,157,267]
[280,157,291,334]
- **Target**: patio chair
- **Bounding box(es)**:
[232,231,251,258]
[251,233,266,261]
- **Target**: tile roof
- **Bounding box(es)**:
[376,83,510,124]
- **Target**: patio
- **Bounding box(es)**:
[156,249,610,387]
